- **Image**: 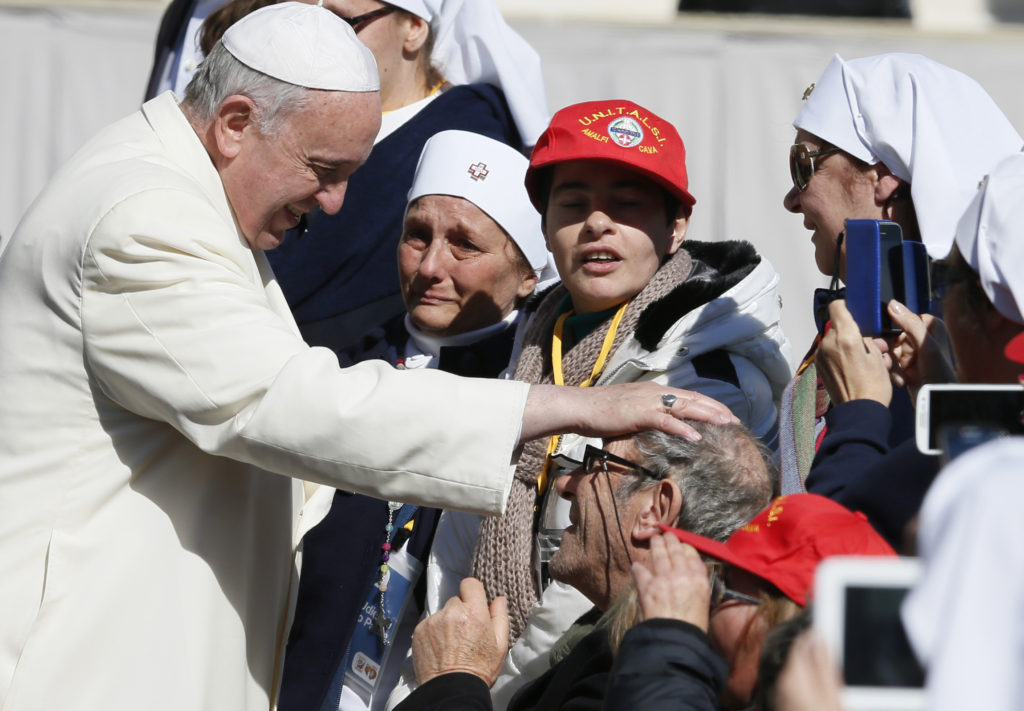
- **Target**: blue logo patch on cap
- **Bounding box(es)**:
[607,117,644,148]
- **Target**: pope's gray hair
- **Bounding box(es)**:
[616,423,778,543]
[182,41,310,135]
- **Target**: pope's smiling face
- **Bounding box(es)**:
[218,89,381,251]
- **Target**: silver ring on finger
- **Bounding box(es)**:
[661,393,678,411]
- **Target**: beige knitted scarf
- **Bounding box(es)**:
[470,249,694,644]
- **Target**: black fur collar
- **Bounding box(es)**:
[634,240,761,351]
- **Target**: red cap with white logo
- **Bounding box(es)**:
[524,99,696,213]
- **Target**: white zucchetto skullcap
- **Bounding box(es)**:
[795,53,1023,259]
[222,2,379,92]
[385,0,549,147]
[407,130,548,271]
[952,151,1024,326]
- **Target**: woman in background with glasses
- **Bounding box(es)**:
[775,53,1021,537]
[267,0,551,358]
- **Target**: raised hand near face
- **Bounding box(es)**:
[631,531,711,632]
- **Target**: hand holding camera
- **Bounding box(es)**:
[816,299,893,406]
[887,302,957,403]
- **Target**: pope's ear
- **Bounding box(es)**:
[632,480,682,542]
[212,95,258,160]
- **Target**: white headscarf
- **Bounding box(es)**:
[902,437,1024,711]
[795,53,1023,258]
[386,0,549,147]
[407,130,549,271]
[952,151,1024,325]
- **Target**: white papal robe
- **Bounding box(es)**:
[0,92,527,711]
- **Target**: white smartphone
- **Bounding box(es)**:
[914,383,1024,456]
[813,556,925,711]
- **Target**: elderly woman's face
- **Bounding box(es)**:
[398,195,537,337]
[783,130,885,279]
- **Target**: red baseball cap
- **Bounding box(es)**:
[662,494,896,606]
[524,99,696,213]
[1005,331,1024,365]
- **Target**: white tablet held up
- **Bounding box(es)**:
[813,555,926,711]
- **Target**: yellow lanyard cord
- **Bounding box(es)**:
[537,300,630,494]
[381,81,445,116]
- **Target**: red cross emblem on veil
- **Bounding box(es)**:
[468,162,490,181]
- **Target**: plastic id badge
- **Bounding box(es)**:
[341,549,423,705]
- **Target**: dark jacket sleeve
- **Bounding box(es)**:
[804,393,937,550]
[833,438,940,550]
[603,619,727,711]
[393,673,493,711]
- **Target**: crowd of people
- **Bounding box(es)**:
[1,1,1022,711]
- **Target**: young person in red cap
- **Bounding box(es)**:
[604,493,895,711]
[413,99,793,707]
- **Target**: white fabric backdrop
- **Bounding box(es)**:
[3,5,1024,351]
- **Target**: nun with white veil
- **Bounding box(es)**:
[776,53,1023,510]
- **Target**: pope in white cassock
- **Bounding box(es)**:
[0,4,734,710]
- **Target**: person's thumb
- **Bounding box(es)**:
[888,300,928,345]
[489,595,510,652]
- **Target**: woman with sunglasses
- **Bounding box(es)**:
[822,150,1024,552]
[267,0,551,358]
[776,54,1021,516]
[402,99,793,708]
[604,494,895,711]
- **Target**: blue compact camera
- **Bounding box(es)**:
[840,219,929,337]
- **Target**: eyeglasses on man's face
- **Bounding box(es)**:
[708,563,763,609]
[340,5,395,32]
[789,143,840,192]
[550,445,661,480]
[578,444,664,481]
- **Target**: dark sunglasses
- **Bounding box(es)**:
[789,143,840,191]
[341,5,395,31]
[929,257,975,301]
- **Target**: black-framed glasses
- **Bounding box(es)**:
[581,444,663,481]
[708,563,763,609]
[341,5,395,31]
[789,143,840,191]
[929,257,976,301]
